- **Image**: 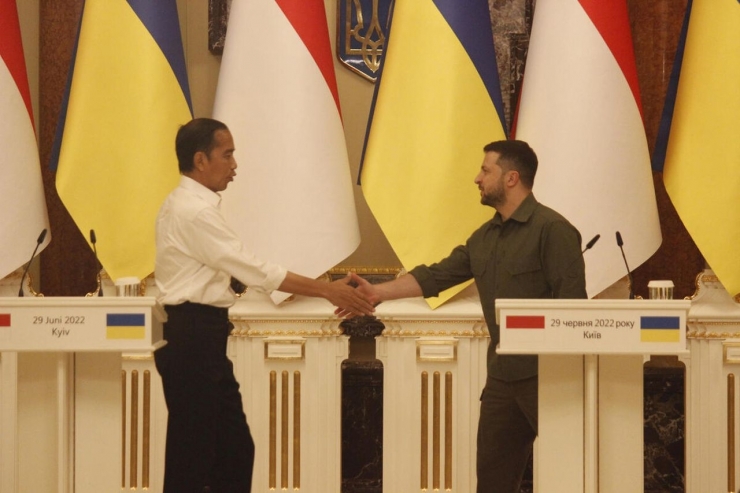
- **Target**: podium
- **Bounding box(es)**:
[496,299,690,493]
[0,297,165,493]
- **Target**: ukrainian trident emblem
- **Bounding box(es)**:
[337,0,393,82]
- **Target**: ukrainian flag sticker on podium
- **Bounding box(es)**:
[640,316,681,343]
[106,313,146,340]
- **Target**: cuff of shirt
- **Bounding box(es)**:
[264,265,289,293]
[409,266,440,298]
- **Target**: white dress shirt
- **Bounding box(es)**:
[155,175,287,307]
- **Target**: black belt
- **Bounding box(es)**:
[164,301,228,319]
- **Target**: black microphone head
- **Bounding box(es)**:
[90,229,97,244]
[586,234,600,250]
[37,228,47,244]
[615,231,623,247]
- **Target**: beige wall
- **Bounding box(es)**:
[179,0,401,269]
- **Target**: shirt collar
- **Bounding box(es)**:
[491,192,538,227]
[179,175,222,209]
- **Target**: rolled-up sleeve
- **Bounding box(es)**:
[188,207,287,292]
[410,244,474,298]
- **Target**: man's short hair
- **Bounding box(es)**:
[483,140,538,189]
[175,118,229,173]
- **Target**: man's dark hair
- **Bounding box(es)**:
[483,140,538,189]
[175,118,229,173]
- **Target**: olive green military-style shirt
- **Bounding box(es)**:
[410,193,587,381]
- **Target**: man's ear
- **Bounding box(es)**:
[193,150,207,171]
[507,169,520,187]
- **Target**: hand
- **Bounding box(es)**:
[351,272,380,304]
[325,274,376,319]
[334,273,381,318]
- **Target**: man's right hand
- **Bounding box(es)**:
[326,273,377,319]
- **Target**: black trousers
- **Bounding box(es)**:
[476,375,538,493]
[154,302,254,493]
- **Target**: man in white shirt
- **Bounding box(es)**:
[154,118,374,493]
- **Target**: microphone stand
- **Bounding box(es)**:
[615,231,634,299]
[18,229,47,297]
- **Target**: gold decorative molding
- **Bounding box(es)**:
[420,371,428,490]
[281,371,289,490]
[729,373,736,492]
[269,371,277,489]
[688,329,740,340]
[328,267,403,276]
[724,343,740,364]
[230,317,343,337]
[130,370,139,489]
[293,371,301,490]
[264,338,306,360]
[382,323,489,338]
[238,328,343,337]
[143,370,151,489]
[687,271,740,304]
[420,370,453,489]
[122,353,154,362]
[121,370,127,489]
[417,339,458,362]
[433,372,441,490]
[384,329,489,338]
[445,372,453,491]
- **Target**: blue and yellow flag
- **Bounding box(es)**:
[655,0,740,298]
[359,0,507,308]
[106,313,146,340]
[640,316,681,343]
[50,0,192,282]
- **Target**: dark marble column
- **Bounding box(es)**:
[644,363,686,493]
[39,0,97,296]
[341,316,385,493]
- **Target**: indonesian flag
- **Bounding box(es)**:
[213,0,360,304]
[0,0,50,280]
[515,0,661,298]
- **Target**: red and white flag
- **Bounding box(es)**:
[213,0,360,304]
[515,0,660,297]
[0,0,50,280]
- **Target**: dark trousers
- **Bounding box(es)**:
[154,303,254,493]
[477,375,538,493]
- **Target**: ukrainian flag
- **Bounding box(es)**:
[655,0,740,297]
[50,0,192,282]
[640,316,681,343]
[359,0,507,308]
[106,313,145,340]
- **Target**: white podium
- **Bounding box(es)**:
[0,297,165,493]
[373,291,488,492]
[496,299,690,493]
[228,290,349,493]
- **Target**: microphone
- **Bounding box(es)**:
[615,231,634,299]
[18,229,47,297]
[582,234,600,254]
[90,229,103,297]
[567,234,600,271]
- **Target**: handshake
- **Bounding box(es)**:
[327,272,380,319]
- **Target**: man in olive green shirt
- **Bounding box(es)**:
[352,140,587,493]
